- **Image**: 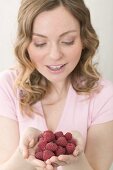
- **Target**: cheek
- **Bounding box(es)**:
[68,46,82,63]
[27,46,42,65]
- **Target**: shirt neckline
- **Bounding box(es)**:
[38,84,73,132]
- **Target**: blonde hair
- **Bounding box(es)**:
[15,0,100,115]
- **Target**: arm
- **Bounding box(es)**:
[1,148,36,170]
[0,116,35,170]
[0,72,49,169]
[46,121,113,170]
[63,121,113,170]
[85,121,113,170]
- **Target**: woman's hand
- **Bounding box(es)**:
[45,131,84,168]
[19,127,58,170]
[19,128,84,169]
[19,127,46,169]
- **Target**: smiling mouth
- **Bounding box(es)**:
[46,64,66,71]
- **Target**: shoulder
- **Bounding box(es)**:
[0,68,18,87]
[91,78,113,109]
[0,68,18,95]
[0,69,19,120]
[100,78,113,91]
[0,68,17,79]
[88,78,113,126]
[94,78,113,99]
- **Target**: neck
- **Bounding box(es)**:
[51,79,69,95]
[42,79,70,105]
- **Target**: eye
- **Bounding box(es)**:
[61,40,74,45]
[34,43,46,47]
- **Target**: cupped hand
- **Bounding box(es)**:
[45,131,84,168]
[19,127,58,170]
[19,127,47,169]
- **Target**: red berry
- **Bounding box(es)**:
[65,132,72,141]
[43,150,55,161]
[55,131,64,139]
[35,151,43,160]
[38,140,47,151]
[43,130,55,142]
[35,130,77,160]
[55,146,66,156]
[66,143,75,154]
[56,136,68,147]
[35,147,42,153]
[46,142,58,152]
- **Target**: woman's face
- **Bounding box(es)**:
[28,6,83,84]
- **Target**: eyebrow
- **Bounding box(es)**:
[32,30,77,38]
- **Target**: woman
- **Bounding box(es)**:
[0,0,113,170]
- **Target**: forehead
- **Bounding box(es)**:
[32,6,80,35]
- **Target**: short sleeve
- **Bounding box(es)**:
[89,80,113,126]
[0,70,17,121]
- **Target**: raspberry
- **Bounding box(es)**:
[55,146,66,156]
[35,151,43,160]
[35,130,76,160]
[38,140,47,151]
[43,130,55,142]
[43,150,55,161]
[65,132,72,141]
[66,143,75,154]
[55,131,64,139]
[56,136,68,147]
[35,147,42,153]
[46,142,58,152]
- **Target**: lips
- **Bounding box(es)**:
[46,64,66,71]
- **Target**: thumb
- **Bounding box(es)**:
[71,131,84,156]
[29,138,35,147]
[21,137,31,159]
[23,138,37,159]
[20,136,34,159]
[22,144,29,159]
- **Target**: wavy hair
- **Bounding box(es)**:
[15,0,100,115]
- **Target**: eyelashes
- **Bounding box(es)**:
[34,43,46,47]
[34,40,75,48]
[61,40,75,45]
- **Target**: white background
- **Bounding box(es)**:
[0,0,113,169]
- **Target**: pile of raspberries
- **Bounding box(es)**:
[35,130,77,161]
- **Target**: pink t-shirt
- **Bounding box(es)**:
[0,69,113,148]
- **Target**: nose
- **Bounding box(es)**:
[49,43,62,60]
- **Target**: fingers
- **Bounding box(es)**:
[58,154,75,164]
[46,164,55,170]
[27,155,46,168]
[71,131,84,155]
[29,139,35,147]
[20,128,41,158]
[46,154,77,167]
[47,156,66,167]
[73,145,83,157]
[22,145,29,159]
[19,139,29,159]
[71,131,83,144]
[21,137,32,159]
[73,146,79,156]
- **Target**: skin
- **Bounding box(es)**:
[27,5,83,133]
[27,6,83,95]
[0,5,113,170]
